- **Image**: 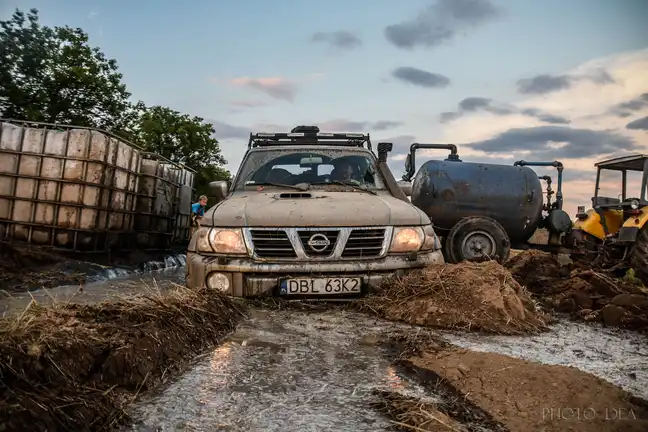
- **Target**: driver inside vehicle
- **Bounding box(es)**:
[330,159,356,182]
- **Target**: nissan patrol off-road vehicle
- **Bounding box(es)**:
[186,125,444,298]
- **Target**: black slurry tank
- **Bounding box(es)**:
[400,143,572,263]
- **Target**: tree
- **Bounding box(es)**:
[130,105,231,199]
[0,8,132,131]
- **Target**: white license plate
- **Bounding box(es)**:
[280,277,361,295]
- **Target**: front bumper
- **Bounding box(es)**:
[186,251,444,298]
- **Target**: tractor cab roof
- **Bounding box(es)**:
[595,154,648,172]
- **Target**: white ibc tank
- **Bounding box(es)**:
[0,121,141,251]
[173,167,195,244]
[134,155,183,248]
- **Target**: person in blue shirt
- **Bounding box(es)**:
[191,195,208,226]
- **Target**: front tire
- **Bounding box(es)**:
[444,217,511,264]
[630,225,648,286]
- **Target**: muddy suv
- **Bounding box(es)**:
[186,126,444,298]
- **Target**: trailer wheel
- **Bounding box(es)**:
[445,217,511,264]
[629,225,648,286]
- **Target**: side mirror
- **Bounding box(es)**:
[397,180,412,197]
[209,180,229,202]
[404,154,412,173]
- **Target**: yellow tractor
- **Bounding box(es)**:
[570,154,648,285]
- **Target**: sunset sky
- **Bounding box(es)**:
[2,0,647,213]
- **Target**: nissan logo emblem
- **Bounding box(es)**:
[307,233,331,252]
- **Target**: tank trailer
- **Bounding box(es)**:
[399,144,573,263]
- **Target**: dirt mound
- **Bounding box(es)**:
[398,347,648,432]
[355,261,549,335]
[0,285,246,431]
[506,250,648,331]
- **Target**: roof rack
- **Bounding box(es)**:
[247,127,372,150]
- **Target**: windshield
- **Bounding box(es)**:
[233,148,386,190]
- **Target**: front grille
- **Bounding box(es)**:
[297,229,339,257]
[342,228,386,258]
[249,229,296,258]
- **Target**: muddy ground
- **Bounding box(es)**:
[126,308,648,432]
[386,333,648,432]
[0,283,245,431]
[2,246,648,431]
[0,241,186,292]
[505,250,648,332]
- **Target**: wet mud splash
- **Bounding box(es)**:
[128,308,440,432]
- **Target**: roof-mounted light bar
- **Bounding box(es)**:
[248,131,372,149]
[252,132,368,139]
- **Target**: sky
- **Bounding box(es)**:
[2,0,648,213]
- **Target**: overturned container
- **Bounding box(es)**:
[134,154,196,249]
[0,120,141,251]
[173,166,195,245]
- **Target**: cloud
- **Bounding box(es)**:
[373,120,403,131]
[229,77,297,102]
[311,31,362,49]
[230,99,268,109]
[612,93,648,117]
[392,67,450,88]
[626,116,648,131]
[209,120,250,140]
[440,97,570,124]
[307,119,404,132]
[384,0,500,49]
[466,126,636,159]
[401,48,648,214]
[517,69,616,95]
[517,74,573,95]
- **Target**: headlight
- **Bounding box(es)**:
[630,200,639,210]
[389,227,423,253]
[196,228,247,254]
[420,224,441,251]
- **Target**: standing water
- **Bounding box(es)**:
[128,308,439,432]
[0,253,187,315]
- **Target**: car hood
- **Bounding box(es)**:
[205,191,428,227]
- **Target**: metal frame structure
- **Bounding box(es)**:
[134,152,197,249]
[593,154,648,203]
[0,119,141,252]
[0,118,197,252]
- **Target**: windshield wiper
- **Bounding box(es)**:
[314,180,377,195]
[250,182,310,191]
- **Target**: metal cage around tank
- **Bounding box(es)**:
[0,119,142,252]
[134,153,196,249]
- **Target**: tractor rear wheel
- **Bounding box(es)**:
[629,225,648,286]
[444,216,511,264]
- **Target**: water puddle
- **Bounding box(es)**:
[442,319,648,400]
[128,308,436,432]
[0,265,186,316]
